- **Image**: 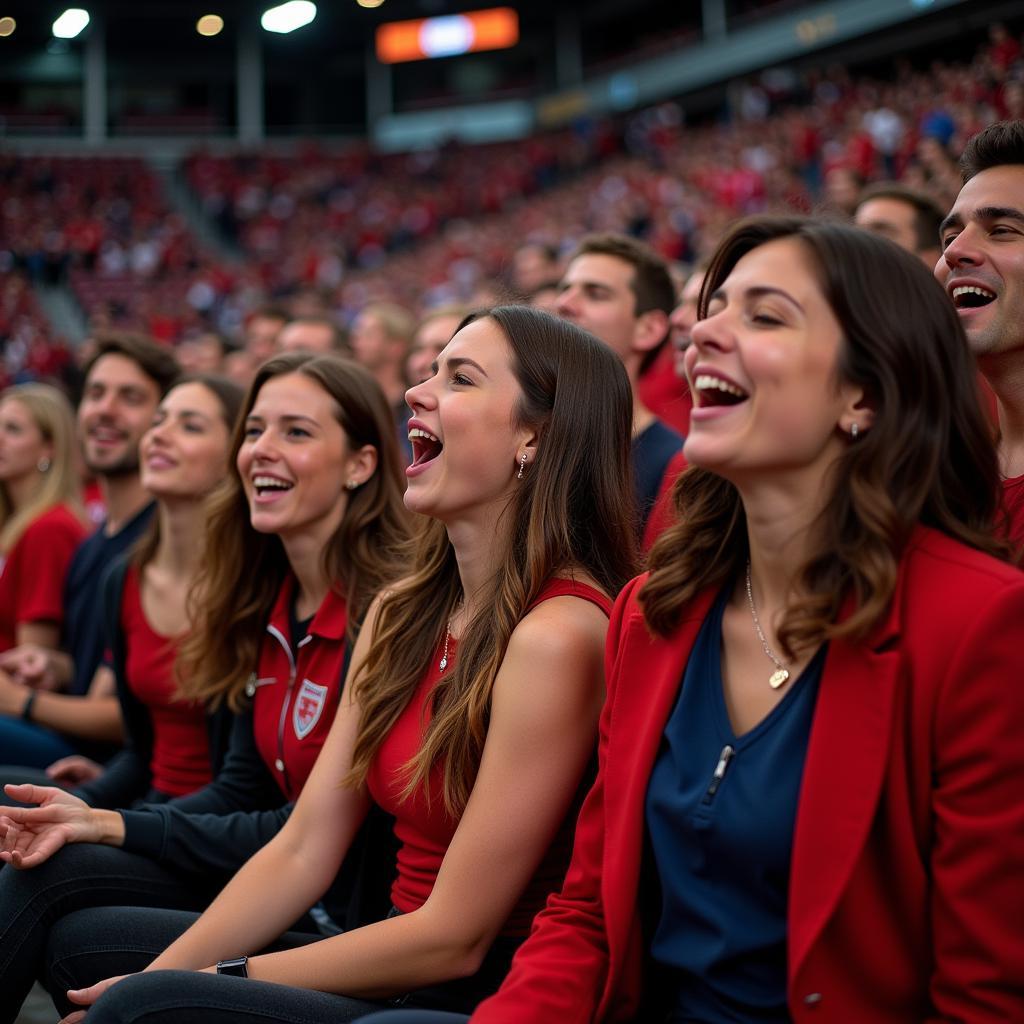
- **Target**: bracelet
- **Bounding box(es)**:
[21,691,36,722]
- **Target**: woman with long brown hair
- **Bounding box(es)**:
[0,354,410,1023]
[47,306,638,1024]
[376,218,1024,1024]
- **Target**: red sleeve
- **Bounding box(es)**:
[926,579,1024,1021]
[472,576,646,1024]
[12,509,86,627]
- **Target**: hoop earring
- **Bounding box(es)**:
[37,457,51,473]
[517,452,528,480]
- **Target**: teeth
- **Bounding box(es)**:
[408,427,440,444]
[694,374,747,398]
[253,475,292,489]
[952,285,996,300]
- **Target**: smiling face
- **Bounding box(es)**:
[0,397,50,487]
[404,317,532,524]
[140,382,233,501]
[237,372,361,544]
[78,353,163,477]
[935,165,1024,362]
[683,237,860,484]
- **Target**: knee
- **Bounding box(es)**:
[87,972,188,1023]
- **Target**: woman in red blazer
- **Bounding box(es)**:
[356,217,1024,1024]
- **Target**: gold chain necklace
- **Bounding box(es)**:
[744,561,791,689]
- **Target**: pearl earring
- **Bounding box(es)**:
[37,457,51,473]
[517,452,528,480]
[345,479,358,490]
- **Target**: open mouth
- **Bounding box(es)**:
[693,374,749,409]
[253,474,294,498]
[409,427,443,467]
[951,285,996,310]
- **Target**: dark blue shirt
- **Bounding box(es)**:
[633,418,684,534]
[645,587,825,1023]
[62,502,154,695]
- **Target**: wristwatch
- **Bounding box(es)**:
[216,956,249,977]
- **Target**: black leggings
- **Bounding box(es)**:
[46,904,521,1023]
[0,842,229,1024]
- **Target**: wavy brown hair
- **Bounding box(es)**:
[176,353,411,710]
[346,306,638,815]
[641,216,1012,650]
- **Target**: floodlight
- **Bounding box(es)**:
[0,16,15,37]
[197,14,224,36]
[261,1,316,34]
[52,8,90,39]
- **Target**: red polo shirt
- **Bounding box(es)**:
[250,576,349,801]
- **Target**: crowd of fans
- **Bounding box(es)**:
[1,20,1021,377]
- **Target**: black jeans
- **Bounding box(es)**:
[47,903,522,1022]
[0,842,228,1024]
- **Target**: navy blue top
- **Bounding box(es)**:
[62,502,154,695]
[645,586,825,1023]
[633,418,684,534]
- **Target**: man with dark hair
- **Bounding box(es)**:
[276,315,348,356]
[935,119,1024,544]
[855,182,945,266]
[556,233,682,536]
[2,333,179,705]
[512,242,561,297]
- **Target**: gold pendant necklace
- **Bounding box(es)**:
[745,562,791,689]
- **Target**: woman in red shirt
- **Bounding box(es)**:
[0,383,87,654]
[55,306,638,1023]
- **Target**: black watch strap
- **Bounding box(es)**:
[216,956,248,977]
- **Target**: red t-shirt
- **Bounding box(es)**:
[121,564,212,798]
[366,579,613,936]
[638,348,692,437]
[0,503,86,652]
[1002,475,1024,551]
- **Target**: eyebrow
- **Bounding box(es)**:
[940,206,1024,235]
[430,356,490,378]
[244,413,319,425]
[708,285,805,314]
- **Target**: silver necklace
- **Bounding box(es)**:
[744,561,791,689]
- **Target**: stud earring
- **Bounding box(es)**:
[517,452,528,480]
[37,457,51,473]
[850,423,859,440]
[345,479,358,490]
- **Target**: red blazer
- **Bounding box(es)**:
[473,528,1024,1023]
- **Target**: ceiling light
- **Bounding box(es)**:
[197,14,224,36]
[261,1,316,33]
[0,16,15,37]
[52,8,90,39]
[356,0,385,8]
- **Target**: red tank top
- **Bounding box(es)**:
[366,578,613,936]
[121,565,212,798]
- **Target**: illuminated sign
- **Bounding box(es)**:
[376,7,519,64]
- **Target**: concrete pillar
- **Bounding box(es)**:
[237,18,264,144]
[365,43,392,130]
[83,18,106,143]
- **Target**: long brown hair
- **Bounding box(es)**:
[347,305,638,815]
[176,353,410,710]
[641,216,1011,650]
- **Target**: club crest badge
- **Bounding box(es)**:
[293,678,328,740]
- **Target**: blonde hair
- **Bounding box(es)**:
[0,384,84,553]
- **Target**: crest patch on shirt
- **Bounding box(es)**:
[293,678,328,740]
